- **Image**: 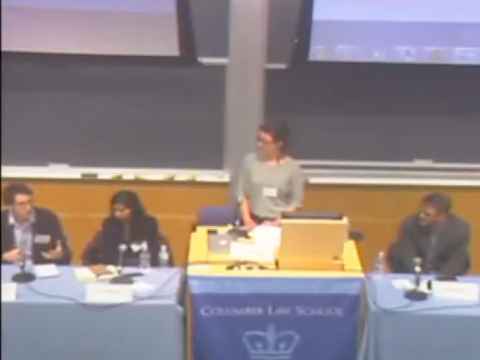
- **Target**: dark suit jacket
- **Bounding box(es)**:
[387,213,470,276]
[1,207,71,265]
[84,215,172,267]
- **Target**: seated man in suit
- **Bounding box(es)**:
[1,183,71,265]
[387,192,470,277]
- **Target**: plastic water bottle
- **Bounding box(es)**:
[158,245,170,268]
[139,241,151,270]
[20,233,33,272]
[23,252,34,274]
[374,251,385,275]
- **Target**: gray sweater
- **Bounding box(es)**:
[237,153,306,219]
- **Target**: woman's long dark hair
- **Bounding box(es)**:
[110,190,148,234]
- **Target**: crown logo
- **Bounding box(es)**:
[242,324,300,360]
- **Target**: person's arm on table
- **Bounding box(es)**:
[2,248,22,263]
[88,219,119,265]
[145,217,161,267]
[437,225,470,277]
[387,217,418,273]
[1,212,22,263]
[240,198,257,230]
[40,211,71,265]
[237,156,257,230]
[1,219,21,264]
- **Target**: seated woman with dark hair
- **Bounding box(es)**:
[83,190,172,267]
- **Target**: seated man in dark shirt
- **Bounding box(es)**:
[387,192,470,277]
[1,183,71,265]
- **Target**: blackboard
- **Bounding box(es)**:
[2,0,480,168]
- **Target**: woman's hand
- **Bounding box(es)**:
[263,219,281,227]
[243,217,258,231]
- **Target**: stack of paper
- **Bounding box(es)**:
[230,241,276,263]
[248,225,282,247]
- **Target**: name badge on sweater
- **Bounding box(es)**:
[263,187,278,198]
[34,235,51,244]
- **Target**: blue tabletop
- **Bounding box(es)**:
[360,274,480,360]
[2,265,185,360]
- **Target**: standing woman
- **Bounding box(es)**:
[237,122,306,230]
[83,190,170,267]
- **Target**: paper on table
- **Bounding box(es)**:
[230,241,276,263]
[391,279,431,293]
[85,283,133,304]
[34,264,60,278]
[1,283,18,302]
[249,225,282,247]
[431,281,479,302]
[74,267,97,282]
[132,281,155,297]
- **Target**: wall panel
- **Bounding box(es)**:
[2,180,478,273]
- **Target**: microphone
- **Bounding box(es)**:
[117,244,128,274]
[11,234,36,284]
[232,196,242,227]
[110,244,134,284]
[404,257,428,301]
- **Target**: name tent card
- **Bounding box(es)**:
[34,264,60,278]
[431,281,480,302]
[86,283,133,304]
[2,283,18,302]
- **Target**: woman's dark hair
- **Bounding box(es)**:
[110,190,147,221]
[259,122,290,152]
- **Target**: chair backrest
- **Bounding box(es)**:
[197,205,237,226]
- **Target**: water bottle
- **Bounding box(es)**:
[139,241,151,270]
[21,233,33,272]
[374,251,385,275]
[158,245,170,268]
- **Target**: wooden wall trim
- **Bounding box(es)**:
[2,180,479,274]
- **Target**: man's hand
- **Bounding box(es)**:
[41,241,63,260]
[2,248,22,263]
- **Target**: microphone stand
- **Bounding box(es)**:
[404,257,428,301]
[110,244,134,284]
[11,256,36,284]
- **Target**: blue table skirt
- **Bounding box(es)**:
[360,274,480,360]
[2,266,185,360]
[189,275,364,360]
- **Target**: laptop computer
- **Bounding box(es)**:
[208,230,236,254]
[278,214,349,271]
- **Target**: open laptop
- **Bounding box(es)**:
[208,230,235,254]
[278,212,348,271]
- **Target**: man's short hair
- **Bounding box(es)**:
[422,192,452,214]
[3,183,34,206]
